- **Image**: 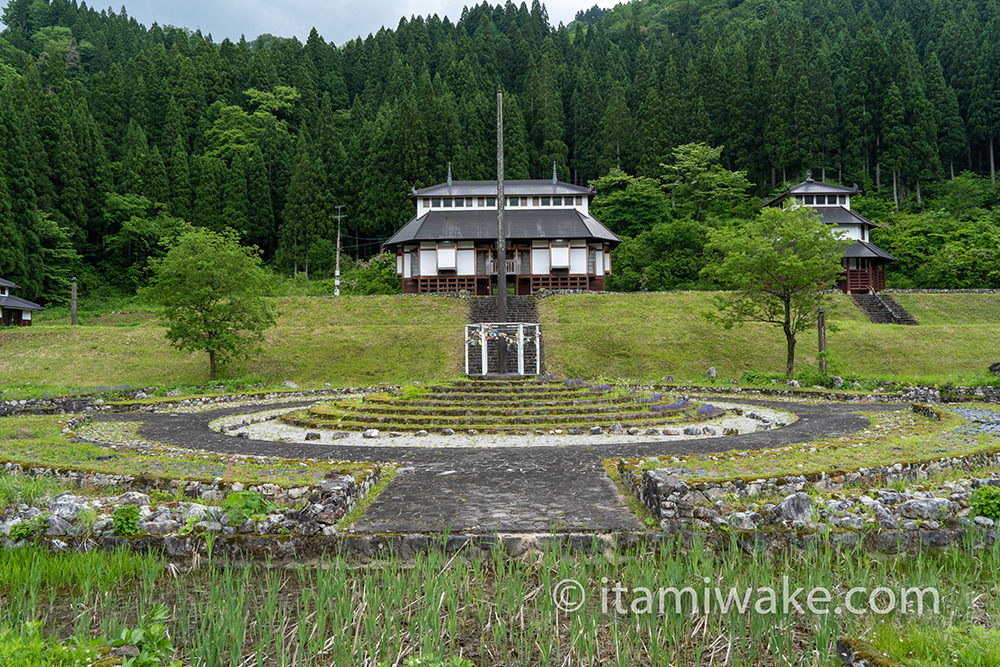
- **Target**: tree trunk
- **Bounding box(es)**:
[821,165,826,181]
[783,301,795,377]
[990,136,996,185]
[875,160,881,189]
[892,170,899,209]
[784,326,796,377]
[950,161,955,180]
[304,247,310,279]
[209,350,216,381]
[915,178,922,205]
[771,165,776,189]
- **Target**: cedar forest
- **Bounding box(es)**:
[1,0,999,304]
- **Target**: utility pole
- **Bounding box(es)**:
[334,205,346,297]
[70,277,78,326]
[818,307,827,375]
[496,85,507,323]
[496,85,507,374]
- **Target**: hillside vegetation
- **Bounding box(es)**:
[0,296,466,396]
[2,292,998,396]
[538,292,1000,382]
[1,0,999,305]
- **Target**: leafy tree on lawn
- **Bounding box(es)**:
[589,167,670,237]
[701,205,847,376]
[142,227,277,380]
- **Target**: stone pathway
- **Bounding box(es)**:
[103,401,899,534]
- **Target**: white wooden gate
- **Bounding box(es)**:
[464,322,541,376]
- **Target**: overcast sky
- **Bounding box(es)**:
[96,1,620,45]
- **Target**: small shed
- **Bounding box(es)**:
[0,278,43,326]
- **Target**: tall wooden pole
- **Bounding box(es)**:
[496,85,507,324]
[496,86,507,374]
[818,307,827,375]
[70,277,78,326]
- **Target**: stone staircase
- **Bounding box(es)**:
[850,294,919,325]
[281,378,723,434]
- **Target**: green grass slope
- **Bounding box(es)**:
[538,292,1000,383]
[0,296,466,395]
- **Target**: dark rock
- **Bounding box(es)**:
[990,362,1000,376]
[707,367,717,379]
[899,498,951,520]
[304,432,321,441]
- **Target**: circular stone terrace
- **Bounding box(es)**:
[208,378,797,448]
[93,378,900,534]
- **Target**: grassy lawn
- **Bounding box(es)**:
[539,292,1000,383]
[0,415,376,487]
[0,295,466,396]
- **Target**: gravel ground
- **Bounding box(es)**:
[950,405,1000,436]
[206,401,796,449]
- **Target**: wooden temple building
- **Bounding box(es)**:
[384,171,621,295]
[0,278,42,326]
[763,173,897,293]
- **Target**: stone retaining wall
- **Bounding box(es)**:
[1,461,384,548]
[618,404,999,553]
[0,386,390,418]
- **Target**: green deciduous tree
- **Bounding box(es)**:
[701,205,847,376]
[142,227,276,380]
[660,143,752,221]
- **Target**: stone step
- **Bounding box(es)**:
[850,294,919,325]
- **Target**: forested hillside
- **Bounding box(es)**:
[1,0,998,302]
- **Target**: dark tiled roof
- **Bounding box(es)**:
[411,180,594,198]
[763,177,860,207]
[384,209,621,247]
[0,277,19,289]
[815,206,878,228]
[0,294,43,311]
[843,240,897,261]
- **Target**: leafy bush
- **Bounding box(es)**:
[222,490,277,526]
[399,384,429,400]
[111,605,181,667]
[971,485,1000,521]
[112,504,141,537]
[0,623,104,667]
[8,515,47,542]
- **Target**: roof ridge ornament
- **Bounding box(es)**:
[805,169,814,182]
[447,162,452,186]
[552,161,557,184]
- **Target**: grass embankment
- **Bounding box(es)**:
[0,415,374,487]
[539,292,1000,383]
[0,296,466,397]
[1,542,997,666]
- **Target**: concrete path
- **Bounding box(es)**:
[104,401,898,534]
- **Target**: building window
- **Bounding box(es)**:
[588,248,596,274]
[533,196,540,206]
[422,198,430,207]
[466,197,473,206]
[508,197,518,206]
[839,195,847,205]
[486,197,496,206]
[432,198,442,208]
[477,197,485,207]
[575,196,582,205]
[443,198,453,207]
[541,197,551,206]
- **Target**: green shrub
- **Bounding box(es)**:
[0,623,104,667]
[0,473,63,511]
[971,485,1000,521]
[111,605,181,667]
[8,515,47,542]
[222,490,277,525]
[399,384,429,400]
[112,504,141,537]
